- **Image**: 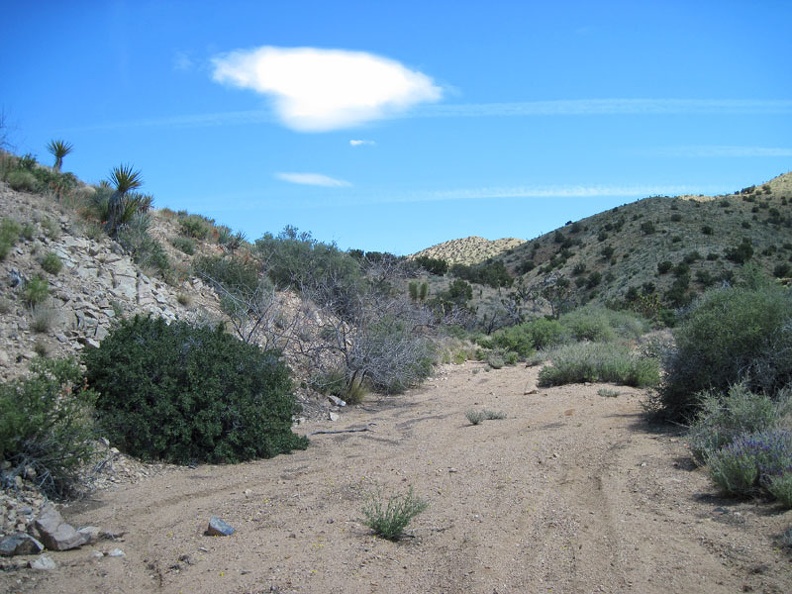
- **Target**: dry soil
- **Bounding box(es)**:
[3,362,791,593]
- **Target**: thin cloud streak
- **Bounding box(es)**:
[652,145,792,158]
[361,183,722,205]
[413,98,792,118]
[275,172,352,187]
[62,98,792,134]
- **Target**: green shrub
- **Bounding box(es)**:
[362,486,428,541]
[83,315,308,464]
[193,255,260,296]
[768,474,792,509]
[538,342,660,388]
[707,430,792,498]
[40,251,63,275]
[0,358,97,498]
[179,213,213,239]
[0,218,21,260]
[23,276,49,306]
[170,236,196,255]
[6,169,41,193]
[466,409,486,425]
[558,307,618,342]
[659,285,792,421]
[687,384,785,464]
[116,214,170,278]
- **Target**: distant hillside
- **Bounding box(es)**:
[411,236,525,266]
[495,171,792,313]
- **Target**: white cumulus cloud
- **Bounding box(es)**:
[211,46,443,131]
[275,172,351,187]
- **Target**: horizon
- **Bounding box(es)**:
[2,1,791,255]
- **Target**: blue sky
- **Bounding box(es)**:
[2,1,791,255]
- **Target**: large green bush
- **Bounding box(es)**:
[83,316,308,464]
[659,285,792,421]
[0,358,97,498]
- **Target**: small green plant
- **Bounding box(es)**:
[39,217,59,239]
[178,213,213,239]
[466,409,486,425]
[362,486,428,541]
[598,388,620,398]
[0,217,21,260]
[30,306,55,333]
[768,474,792,509]
[23,276,50,307]
[170,236,196,255]
[40,251,63,275]
[5,169,39,192]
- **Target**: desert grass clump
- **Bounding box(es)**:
[466,409,487,425]
[22,276,49,307]
[466,408,507,425]
[30,306,56,334]
[170,236,196,255]
[538,342,660,388]
[40,251,63,275]
[362,486,428,541]
[0,217,21,260]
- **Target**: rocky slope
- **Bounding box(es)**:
[0,183,220,382]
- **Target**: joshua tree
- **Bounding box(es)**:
[46,139,73,172]
[105,163,143,236]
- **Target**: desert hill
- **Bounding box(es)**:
[411,236,525,266]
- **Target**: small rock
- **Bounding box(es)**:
[107,548,125,557]
[328,411,339,422]
[0,533,44,557]
[205,516,235,537]
[30,555,57,570]
[34,504,88,551]
[78,526,102,545]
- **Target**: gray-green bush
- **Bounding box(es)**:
[687,384,788,464]
[659,285,792,421]
[538,342,660,388]
[0,358,97,498]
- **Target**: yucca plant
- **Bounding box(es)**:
[105,164,143,237]
[46,139,73,172]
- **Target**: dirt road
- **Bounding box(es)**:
[4,362,791,593]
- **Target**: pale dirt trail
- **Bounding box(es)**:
[3,362,791,593]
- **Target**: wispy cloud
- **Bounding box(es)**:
[350,139,376,147]
[211,46,443,132]
[651,145,792,158]
[369,183,721,205]
[413,98,792,118]
[172,51,195,72]
[62,98,792,135]
[275,172,352,187]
